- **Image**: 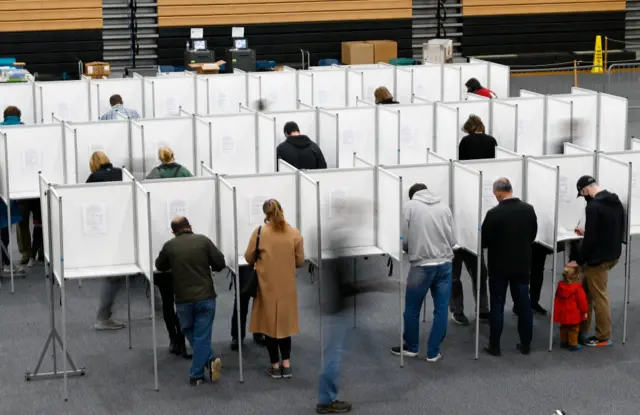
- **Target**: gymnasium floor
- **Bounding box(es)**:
[2,75,640,415]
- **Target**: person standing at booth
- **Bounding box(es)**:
[482,178,537,356]
[155,216,226,385]
[276,122,327,171]
[99,94,140,120]
[244,199,305,379]
[570,175,624,347]
[391,183,456,361]
[465,78,497,99]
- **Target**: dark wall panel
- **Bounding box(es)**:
[158,19,413,67]
[462,11,625,57]
[0,29,103,77]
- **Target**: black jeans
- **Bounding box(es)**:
[154,272,185,347]
[265,336,292,364]
[450,250,489,315]
[530,242,581,306]
[231,288,251,341]
[489,274,533,347]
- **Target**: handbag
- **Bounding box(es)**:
[240,226,261,298]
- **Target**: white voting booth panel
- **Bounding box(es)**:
[435,103,458,160]
[470,58,510,98]
[347,67,395,106]
[451,63,488,100]
[500,97,545,155]
[270,109,317,144]
[546,97,572,155]
[495,147,520,159]
[442,66,462,102]
[68,120,130,183]
[300,173,320,265]
[377,169,402,260]
[196,73,247,115]
[597,153,631,227]
[554,93,598,150]
[197,113,257,175]
[132,117,195,178]
[298,70,347,108]
[39,175,50,262]
[257,113,277,173]
[306,168,376,253]
[226,172,297,264]
[399,104,433,165]
[0,82,36,124]
[463,158,524,219]
[37,80,90,123]
[491,101,517,151]
[50,182,139,281]
[427,149,449,163]
[408,65,443,103]
[632,139,640,150]
[535,154,593,240]
[218,178,238,272]
[599,93,628,152]
[135,182,152,278]
[90,78,144,120]
[318,110,338,168]
[525,158,558,248]
[378,107,400,165]
[144,77,196,118]
[143,177,217,269]
[453,163,481,254]
[520,90,544,98]
[384,162,451,207]
[605,151,640,227]
[0,124,66,199]
[333,107,376,167]
[453,100,491,142]
[564,142,591,155]
[248,71,297,111]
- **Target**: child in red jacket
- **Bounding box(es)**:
[554,265,588,351]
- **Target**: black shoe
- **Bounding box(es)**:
[484,344,501,356]
[253,333,267,347]
[451,312,470,326]
[531,304,548,316]
[316,400,352,414]
[182,349,192,359]
[517,343,531,355]
[267,366,282,379]
[479,312,491,321]
[169,341,181,355]
[189,376,205,386]
[231,338,240,351]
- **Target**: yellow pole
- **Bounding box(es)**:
[574,60,578,87]
[604,36,609,73]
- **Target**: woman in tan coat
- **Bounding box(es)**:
[245,199,305,379]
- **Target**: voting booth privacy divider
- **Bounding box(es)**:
[0,81,37,124]
[377,104,434,166]
[196,72,248,116]
[319,106,376,168]
[298,68,347,108]
[347,65,395,106]
[37,80,91,124]
[396,64,443,104]
[90,78,144,120]
[248,70,297,112]
[144,75,196,118]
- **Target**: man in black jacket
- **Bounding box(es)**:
[569,176,625,348]
[481,178,538,356]
[277,122,327,170]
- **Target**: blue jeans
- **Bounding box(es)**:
[318,312,351,405]
[489,275,533,347]
[403,263,452,359]
[176,298,216,379]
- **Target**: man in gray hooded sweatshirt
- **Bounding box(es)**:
[390,183,456,362]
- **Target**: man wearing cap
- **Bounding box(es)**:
[481,178,537,356]
[569,175,625,347]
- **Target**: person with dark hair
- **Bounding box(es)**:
[245,199,305,379]
[481,178,537,356]
[569,175,624,348]
[276,121,327,170]
[459,115,498,161]
[374,87,399,105]
[390,183,456,362]
[1,106,24,125]
[99,94,141,120]
[465,78,497,99]
[155,216,227,386]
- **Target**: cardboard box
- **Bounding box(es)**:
[189,60,226,74]
[341,41,374,65]
[366,40,397,64]
[84,61,111,79]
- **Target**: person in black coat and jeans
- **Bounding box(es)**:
[481,178,538,356]
[276,122,327,170]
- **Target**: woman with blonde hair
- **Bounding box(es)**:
[146,147,192,179]
[87,151,123,182]
[458,114,497,161]
[245,199,304,379]
[374,86,399,105]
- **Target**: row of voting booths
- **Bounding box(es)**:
[0,59,510,124]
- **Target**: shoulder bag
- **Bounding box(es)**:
[240,226,261,298]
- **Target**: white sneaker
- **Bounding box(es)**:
[27,258,36,268]
[94,319,125,330]
[3,265,25,274]
[426,353,442,363]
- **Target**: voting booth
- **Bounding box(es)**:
[435,103,458,160]
[396,64,442,104]
[144,75,196,118]
[493,97,545,155]
[598,93,628,152]
[90,78,144,120]
[378,103,434,165]
[268,109,317,145]
[248,70,297,112]
[552,91,598,151]
[298,69,347,108]
[0,81,36,124]
[469,58,510,99]
[346,65,395,106]
[545,96,572,155]
[196,72,248,115]
[318,106,376,168]
[196,112,258,175]
[36,80,91,123]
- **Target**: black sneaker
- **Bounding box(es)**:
[253,333,267,347]
[390,344,418,357]
[316,400,352,414]
[189,376,205,386]
[531,304,548,316]
[517,343,531,355]
[451,313,470,326]
[207,357,221,382]
[484,344,501,356]
[230,338,240,351]
[281,366,292,379]
[267,367,282,379]
[169,341,181,355]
